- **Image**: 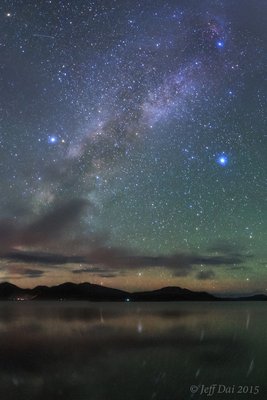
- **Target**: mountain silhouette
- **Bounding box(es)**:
[0,282,266,301]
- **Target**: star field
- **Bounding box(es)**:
[0,0,266,294]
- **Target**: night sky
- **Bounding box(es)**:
[0,0,266,294]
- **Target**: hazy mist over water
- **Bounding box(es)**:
[0,302,266,400]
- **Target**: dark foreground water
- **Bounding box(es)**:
[0,302,266,400]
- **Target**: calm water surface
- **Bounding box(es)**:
[0,302,266,400]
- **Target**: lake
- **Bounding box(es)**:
[0,302,266,400]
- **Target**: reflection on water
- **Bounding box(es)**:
[0,302,266,399]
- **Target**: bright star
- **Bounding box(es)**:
[48,135,57,144]
[216,154,228,166]
[216,40,224,48]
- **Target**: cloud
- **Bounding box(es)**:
[223,265,248,271]
[0,199,90,252]
[22,198,89,246]
[5,251,85,265]
[195,270,216,280]
[86,251,244,271]
[2,264,45,278]
[72,266,120,278]
[22,269,45,278]
[0,246,247,279]
[207,240,248,257]
[0,203,251,280]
